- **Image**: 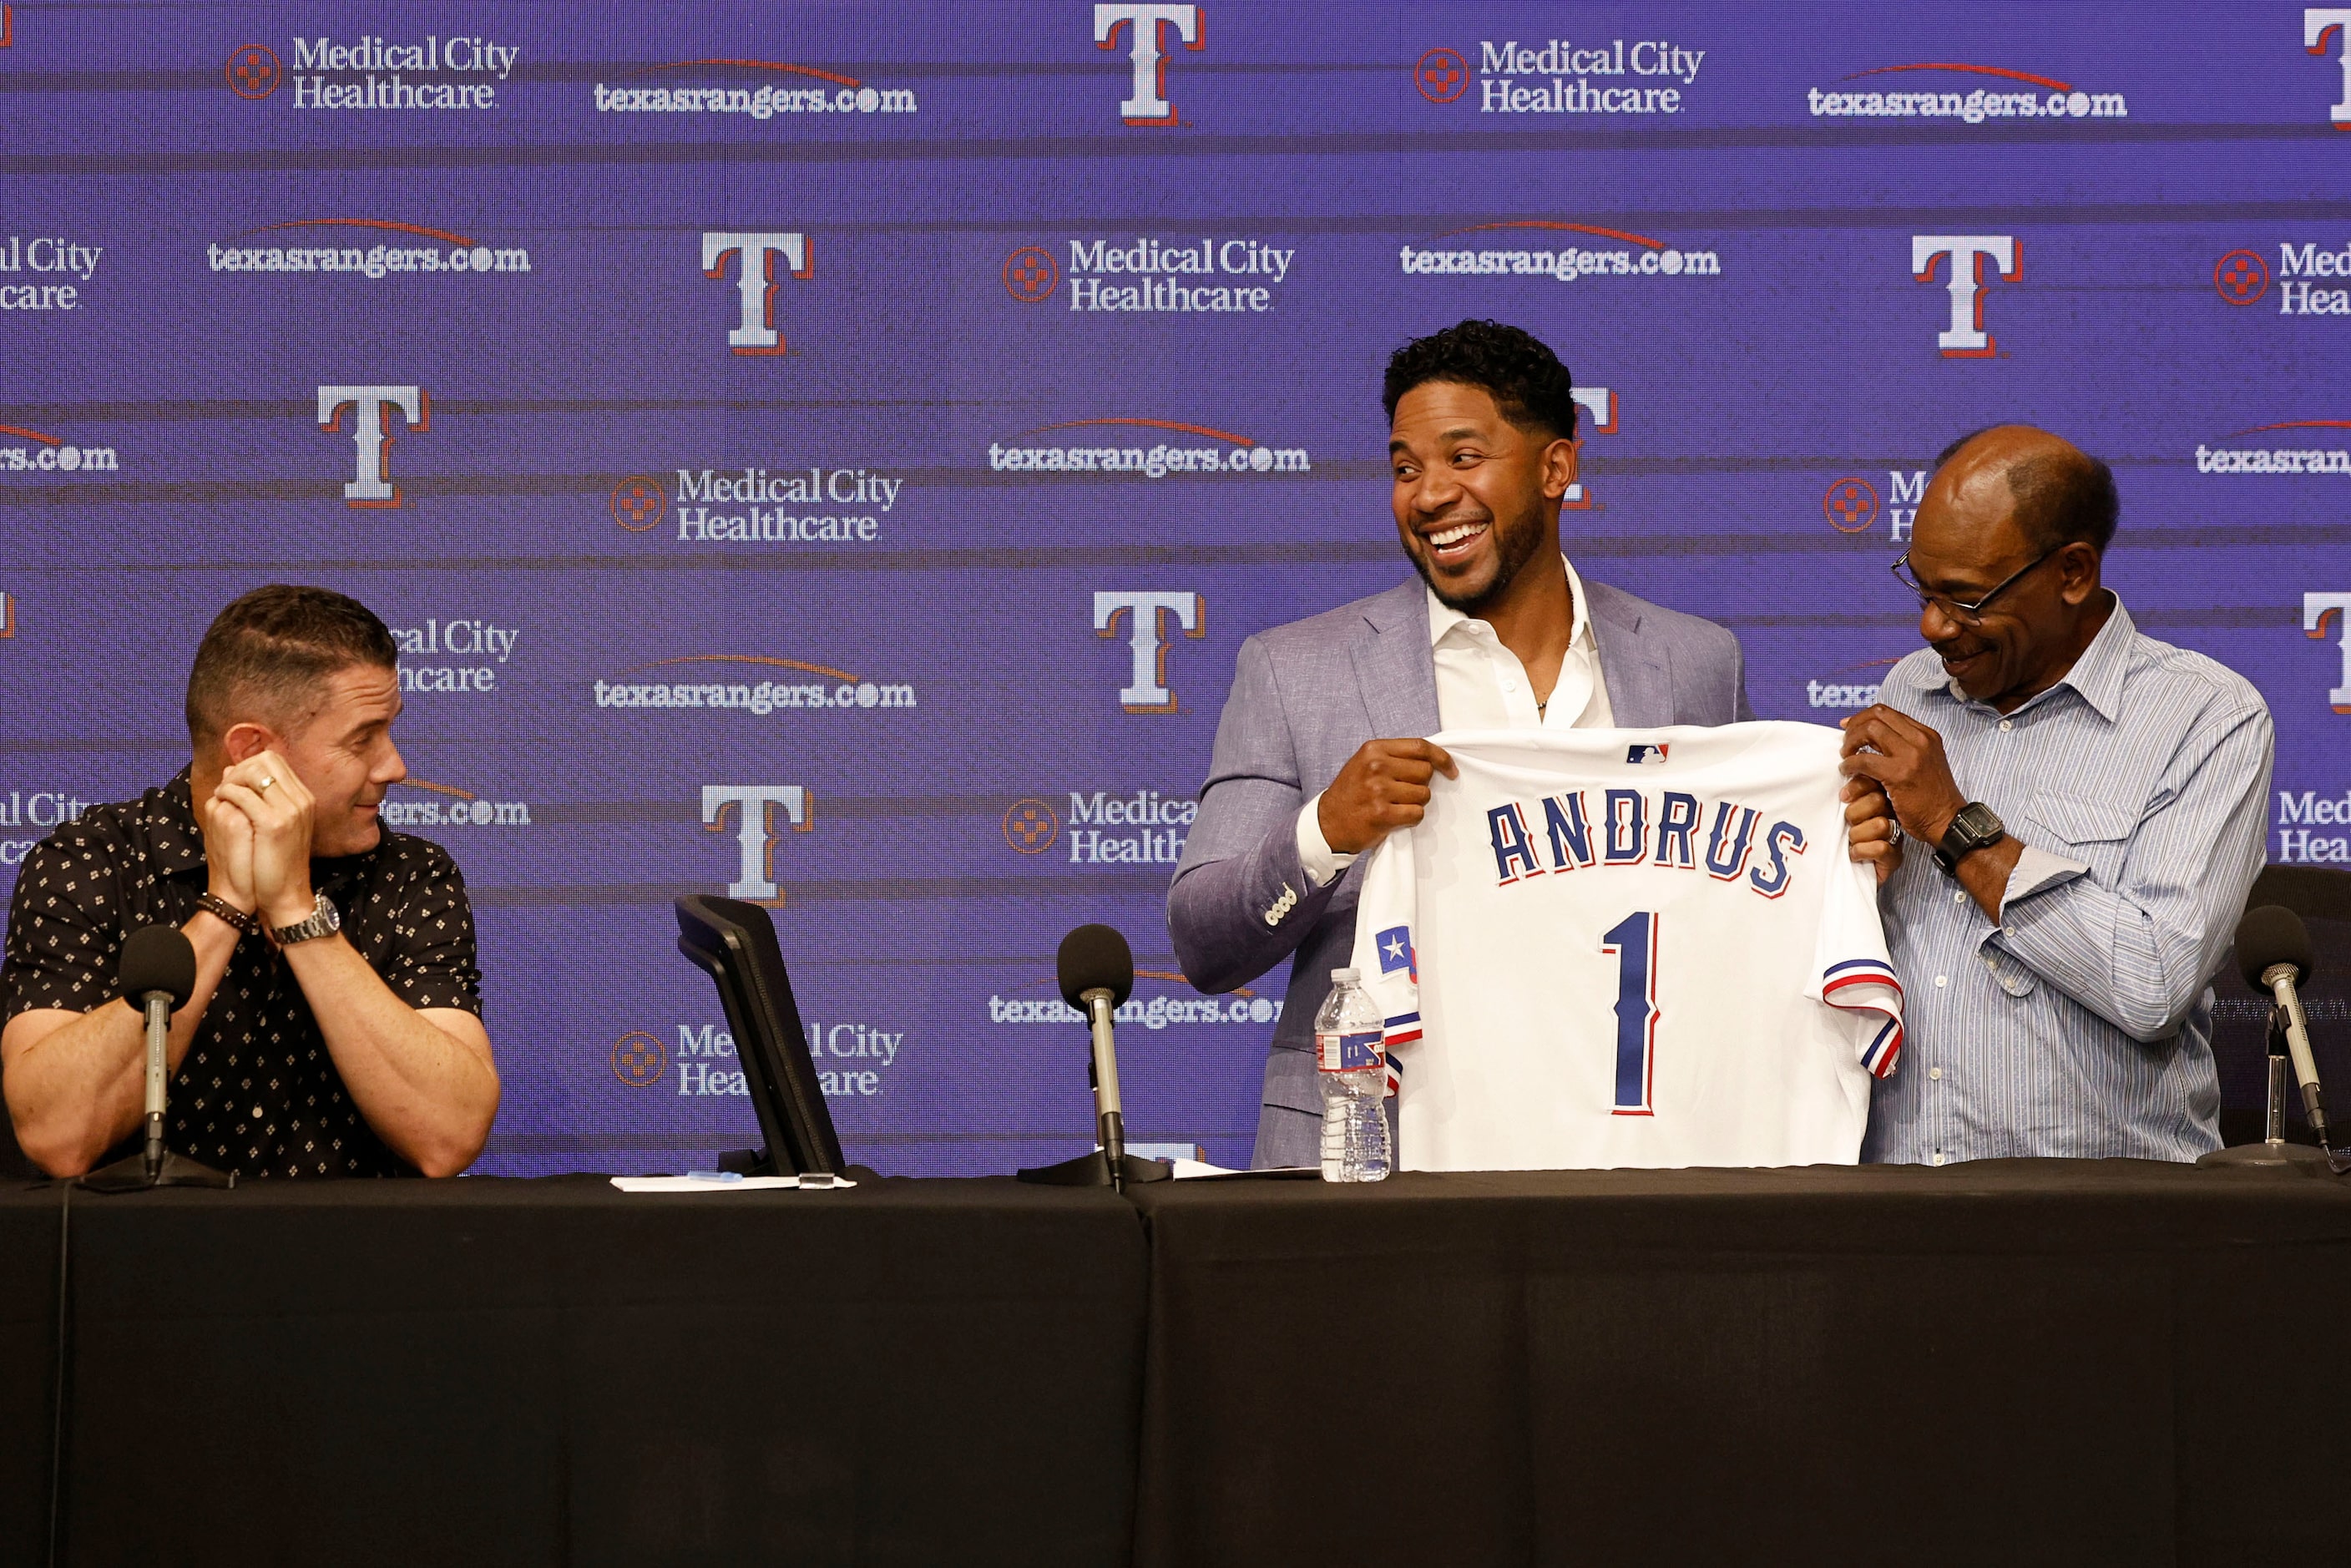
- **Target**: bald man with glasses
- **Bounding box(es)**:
[1837,425,2272,1165]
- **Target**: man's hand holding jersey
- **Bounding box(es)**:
[1320,734,1901,883]
[1317,740,1459,855]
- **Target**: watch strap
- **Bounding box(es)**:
[1934,803,2004,874]
[195,893,260,937]
[269,893,340,946]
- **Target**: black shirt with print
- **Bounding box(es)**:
[1,769,484,1177]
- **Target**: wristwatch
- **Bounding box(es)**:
[1934,802,2006,874]
[269,893,341,946]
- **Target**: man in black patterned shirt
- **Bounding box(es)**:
[0,585,499,1178]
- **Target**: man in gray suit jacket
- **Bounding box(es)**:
[1169,321,1893,1167]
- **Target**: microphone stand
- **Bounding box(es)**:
[81,989,234,1193]
[2200,1009,2338,1173]
[1016,989,1170,1191]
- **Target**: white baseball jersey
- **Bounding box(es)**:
[1349,723,1904,1171]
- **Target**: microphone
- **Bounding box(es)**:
[78,925,230,1191]
[1058,923,1135,1190]
[119,926,196,1182]
[2238,907,2327,1144]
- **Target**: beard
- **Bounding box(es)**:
[1406,504,1551,615]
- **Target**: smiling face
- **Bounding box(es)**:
[1907,434,2105,710]
[1388,380,1578,613]
[259,663,409,856]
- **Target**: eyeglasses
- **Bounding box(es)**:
[1889,546,2060,627]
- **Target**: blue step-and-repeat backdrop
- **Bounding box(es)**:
[1,3,2345,1175]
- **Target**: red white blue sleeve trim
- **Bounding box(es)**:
[1822,959,1904,1078]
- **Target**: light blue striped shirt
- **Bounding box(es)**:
[1863,596,2273,1165]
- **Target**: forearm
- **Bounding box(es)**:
[4,1001,150,1173]
[1989,721,2269,1043]
[1991,872,2214,1042]
[1169,802,1339,994]
[1953,835,2025,921]
[279,935,498,1176]
[2,912,242,1174]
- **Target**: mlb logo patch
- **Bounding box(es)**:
[1376,924,1416,980]
[1625,743,1670,766]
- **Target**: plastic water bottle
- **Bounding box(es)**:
[1316,968,1391,1182]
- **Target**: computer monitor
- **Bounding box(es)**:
[674,894,847,1177]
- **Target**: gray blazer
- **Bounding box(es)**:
[1167,575,1757,1168]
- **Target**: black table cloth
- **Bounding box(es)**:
[0,1181,61,1568]
[1127,1161,2351,1568]
[43,1174,1147,1568]
[9,1160,2351,1567]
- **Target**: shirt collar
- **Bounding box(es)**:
[1428,553,1595,653]
[1898,591,2135,722]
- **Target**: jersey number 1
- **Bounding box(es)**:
[1600,913,1661,1115]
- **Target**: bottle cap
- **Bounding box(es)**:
[1331,967,1360,984]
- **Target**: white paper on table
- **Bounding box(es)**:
[608,1175,857,1193]
[1170,1159,1318,1180]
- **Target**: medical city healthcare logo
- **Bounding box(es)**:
[2216,250,2271,306]
[594,58,917,120]
[387,613,522,696]
[1822,478,1878,534]
[612,1030,666,1089]
[700,232,811,353]
[1001,236,1293,313]
[1093,4,1202,125]
[1912,236,2020,357]
[225,33,518,109]
[645,1017,907,1099]
[2195,420,2351,475]
[1400,220,1720,284]
[988,417,1308,478]
[1006,788,1196,866]
[1413,37,1709,115]
[609,464,904,544]
[0,235,104,313]
[1823,470,1929,540]
[207,219,529,282]
[1807,60,2124,124]
[1004,799,1060,854]
[2217,240,2351,317]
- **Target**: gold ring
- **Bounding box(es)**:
[258,776,276,792]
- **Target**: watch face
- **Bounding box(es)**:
[1956,803,2004,845]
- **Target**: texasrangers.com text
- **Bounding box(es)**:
[988,443,1308,477]
[989,994,1282,1028]
[594,679,917,714]
[1401,245,1719,281]
[594,83,916,117]
[208,244,530,280]
[1807,88,2126,122]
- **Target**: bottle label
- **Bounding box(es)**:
[1317,1029,1382,1073]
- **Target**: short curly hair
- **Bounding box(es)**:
[1382,320,1579,442]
